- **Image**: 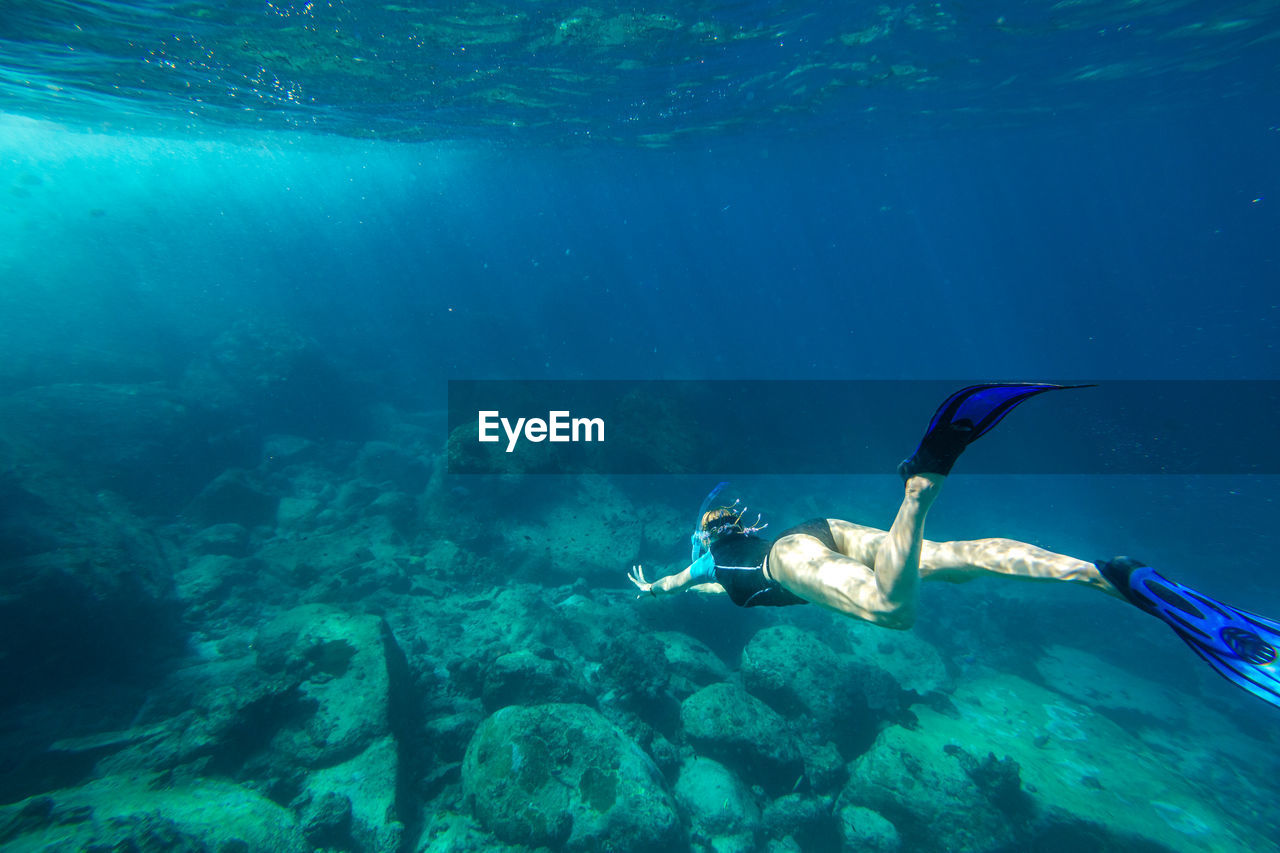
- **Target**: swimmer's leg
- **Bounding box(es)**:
[868,473,944,626]
[920,537,1119,597]
[769,474,942,628]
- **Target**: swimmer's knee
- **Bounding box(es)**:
[879,613,915,631]
[874,602,916,630]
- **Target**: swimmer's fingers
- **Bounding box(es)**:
[628,564,652,594]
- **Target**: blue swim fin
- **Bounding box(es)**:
[1097,557,1280,709]
[899,382,1094,479]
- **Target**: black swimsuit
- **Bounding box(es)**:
[710,518,837,608]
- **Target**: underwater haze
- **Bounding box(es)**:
[1,0,1279,851]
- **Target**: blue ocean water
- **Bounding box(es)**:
[1,0,1279,850]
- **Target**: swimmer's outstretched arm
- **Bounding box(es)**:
[628,564,725,597]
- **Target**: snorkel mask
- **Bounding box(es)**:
[689,481,769,563]
[690,481,729,562]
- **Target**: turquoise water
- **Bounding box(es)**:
[1,1,1279,851]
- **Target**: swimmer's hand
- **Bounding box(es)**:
[628,564,657,597]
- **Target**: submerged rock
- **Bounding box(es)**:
[300,790,353,848]
[416,810,521,852]
[423,709,485,764]
[180,320,367,439]
[843,670,1273,853]
[186,522,250,557]
[0,772,307,852]
[655,630,731,699]
[837,617,952,697]
[253,604,403,768]
[252,604,409,853]
[680,682,803,794]
[797,739,846,794]
[0,459,183,705]
[276,495,324,532]
[741,624,905,757]
[1035,643,1186,727]
[481,649,592,710]
[762,792,836,849]
[353,439,430,493]
[462,703,682,851]
[845,723,1020,853]
[837,804,900,853]
[741,625,850,727]
[173,553,260,617]
[65,604,410,853]
[493,476,648,581]
[185,468,279,529]
[301,735,402,853]
[674,756,760,843]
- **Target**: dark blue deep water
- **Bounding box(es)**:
[1,1,1279,851]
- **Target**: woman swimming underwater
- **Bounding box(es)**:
[628,383,1280,710]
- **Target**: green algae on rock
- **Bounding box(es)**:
[462,703,682,851]
[253,604,410,853]
[680,681,804,794]
[674,755,760,845]
[844,671,1273,853]
[0,773,308,852]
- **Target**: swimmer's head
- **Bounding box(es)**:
[698,501,768,544]
[690,482,767,560]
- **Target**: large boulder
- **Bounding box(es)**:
[422,586,581,682]
[254,512,408,600]
[655,630,731,699]
[762,793,838,849]
[416,810,523,852]
[741,625,852,730]
[252,605,409,853]
[172,553,262,619]
[301,734,402,853]
[69,605,410,853]
[741,624,900,757]
[253,605,403,764]
[184,468,279,529]
[843,671,1274,853]
[0,772,307,852]
[186,522,250,557]
[547,590,633,661]
[835,617,952,697]
[462,703,683,851]
[352,440,430,493]
[680,682,803,794]
[675,757,760,851]
[481,649,592,711]
[845,727,1022,853]
[837,804,901,853]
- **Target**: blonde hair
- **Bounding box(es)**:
[698,500,767,541]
